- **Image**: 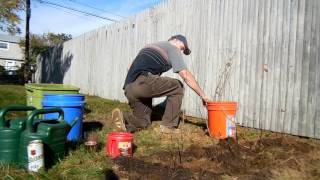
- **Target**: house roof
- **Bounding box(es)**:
[0,34,23,43]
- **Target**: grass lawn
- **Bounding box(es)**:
[0,85,127,179]
[0,85,320,180]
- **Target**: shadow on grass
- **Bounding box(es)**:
[151,101,207,130]
[65,121,104,151]
[84,106,92,115]
[83,121,103,132]
[105,169,119,180]
[183,118,207,129]
[150,104,165,121]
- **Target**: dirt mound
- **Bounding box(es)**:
[112,136,318,180]
[113,157,194,180]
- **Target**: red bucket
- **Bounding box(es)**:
[207,101,237,139]
[106,132,133,159]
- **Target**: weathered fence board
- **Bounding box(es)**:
[36,0,320,139]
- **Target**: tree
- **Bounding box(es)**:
[0,0,24,35]
[0,65,5,75]
[19,32,72,64]
[18,32,72,81]
[45,32,72,46]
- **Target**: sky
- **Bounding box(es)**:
[14,0,162,37]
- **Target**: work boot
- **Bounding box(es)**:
[159,125,181,134]
[123,112,138,133]
[112,109,139,133]
[111,108,127,132]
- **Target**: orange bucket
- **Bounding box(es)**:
[207,101,237,139]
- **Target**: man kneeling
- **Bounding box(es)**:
[113,35,210,134]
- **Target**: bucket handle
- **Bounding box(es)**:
[69,117,78,127]
[26,108,64,133]
[0,105,36,128]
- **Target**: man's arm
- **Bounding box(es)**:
[178,69,211,105]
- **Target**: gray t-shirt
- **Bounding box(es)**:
[124,41,188,88]
[155,41,187,73]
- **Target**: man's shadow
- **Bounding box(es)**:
[151,98,207,129]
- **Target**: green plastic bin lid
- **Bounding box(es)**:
[25,83,80,91]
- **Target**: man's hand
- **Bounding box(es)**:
[201,95,211,106]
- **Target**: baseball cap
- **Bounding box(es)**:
[170,34,191,55]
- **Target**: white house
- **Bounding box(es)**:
[0,34,24,72]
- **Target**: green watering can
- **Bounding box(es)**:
[0,105,36,165]
[19,108,72,169]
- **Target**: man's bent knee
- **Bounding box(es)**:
[175,79,184,96]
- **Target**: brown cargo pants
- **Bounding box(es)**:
[124,74,184,128]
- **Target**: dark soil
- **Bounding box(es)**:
[100,111,319,180]
[112,136,319,180]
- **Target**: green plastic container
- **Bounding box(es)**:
[19,108,70,169]
[25,83,80,109]
[0,105,36,165]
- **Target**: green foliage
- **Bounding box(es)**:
[45,32,72,46]
[0,0,24,35]
[19,32,72,64]
[0,65,5,75]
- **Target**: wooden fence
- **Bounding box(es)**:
[36,0,320,138]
